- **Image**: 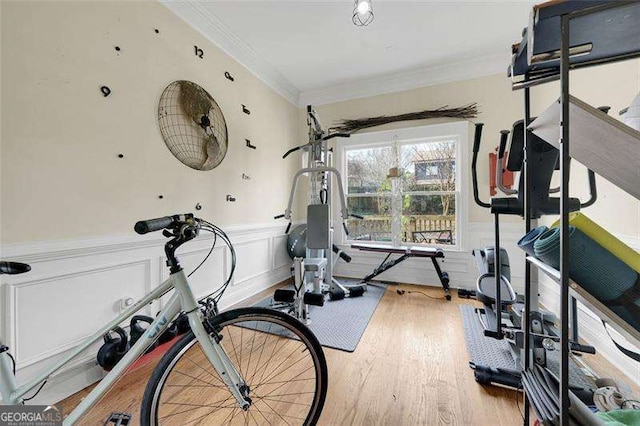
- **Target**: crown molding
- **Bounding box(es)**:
[160,0,301,106]
[299,53,509,106]
[161,1,510,107]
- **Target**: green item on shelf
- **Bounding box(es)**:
[533,226,640,331]
[551,212,640,274]
[595,409,640,425]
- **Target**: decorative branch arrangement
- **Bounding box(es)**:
[329,103,479,133]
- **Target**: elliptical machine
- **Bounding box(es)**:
[467,118,599,388]
[273,106,365,323]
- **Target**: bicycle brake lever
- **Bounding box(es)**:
[162,229,174,238]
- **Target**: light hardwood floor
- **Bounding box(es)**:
[59,282,638,425]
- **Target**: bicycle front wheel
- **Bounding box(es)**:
[140,307,328,426]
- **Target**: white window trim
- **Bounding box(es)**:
[335,121,470,252]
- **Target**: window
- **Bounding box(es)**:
[338,122,468,249]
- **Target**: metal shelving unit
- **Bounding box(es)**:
[511,1,640,424]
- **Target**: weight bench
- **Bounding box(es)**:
[350,243,451,300]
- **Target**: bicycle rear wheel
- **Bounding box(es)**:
[140,307,327,425]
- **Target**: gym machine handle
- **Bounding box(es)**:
[285,222,292,234]
[570,342,596,355]
[350,213,364,220]
[274,214,285,219]
[471,123,491,209]
[496,130,517,196]
[497,130,509,160]
[581,169,598,208]
[333,245,352,263]
[323,133,351,141]
[282,145,303,159]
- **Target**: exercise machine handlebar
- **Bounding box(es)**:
[581,169,598,208]
[497,130,509,159]
[282,133,350,159]
[282,145,303,159]
[323,133,350,141]
[472,123,491,209]
[497,130,517,196]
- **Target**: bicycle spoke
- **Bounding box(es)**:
[247,321,274,384]
[159,398,236,421]
[256,397,295,426]
[256,346,311,387]
[145,312,325,426]
[183,353,224,384]
[171,368,224,388]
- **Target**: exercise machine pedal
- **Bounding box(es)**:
[303,291,325,306]
[273,289,296,303]
[104,412,132,426]
[328,287,345,300]
[348,285,365,297]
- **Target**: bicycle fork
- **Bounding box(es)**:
[187,311,251,410]
[174,272,251,411]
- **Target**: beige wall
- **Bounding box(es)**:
[315,60,640,241]
[315,73,524,224]
[2,0,637,252]
[1,0,300,244]
[531,60,640,240]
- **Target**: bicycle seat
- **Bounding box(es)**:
[0,261,31,275]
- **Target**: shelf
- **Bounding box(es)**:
[528,95,640,201]
[569,282,640,349]
[527,256,640,348]
[527,256,560,283]
[510,1,640,78]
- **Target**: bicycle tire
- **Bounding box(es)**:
[140,307,328,425]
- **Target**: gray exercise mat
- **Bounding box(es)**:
[459,304,518,372]
[253,280,387,352]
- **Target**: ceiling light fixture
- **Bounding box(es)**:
[352,0,374,26]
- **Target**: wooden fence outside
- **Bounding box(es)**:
[347,215,456,244]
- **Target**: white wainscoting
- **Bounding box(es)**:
[334,221,526,294]
[0,222,290,404]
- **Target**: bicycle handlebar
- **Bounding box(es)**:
[134,214,195,235]
[0,261,31,275]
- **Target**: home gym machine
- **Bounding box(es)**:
[466,118,598,389]
[274,106,365,323]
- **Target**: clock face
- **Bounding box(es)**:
[158,80,228,171]
[96,28,251,206]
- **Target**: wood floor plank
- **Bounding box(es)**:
[59,282,637,425]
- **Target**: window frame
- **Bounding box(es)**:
[336,121,470,251]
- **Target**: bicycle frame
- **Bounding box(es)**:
[0,269,248,424]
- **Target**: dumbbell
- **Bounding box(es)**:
[97,327,128,370]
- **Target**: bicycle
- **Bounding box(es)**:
[0,214,328,425]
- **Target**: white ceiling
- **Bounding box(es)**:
[163,1,537,105]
